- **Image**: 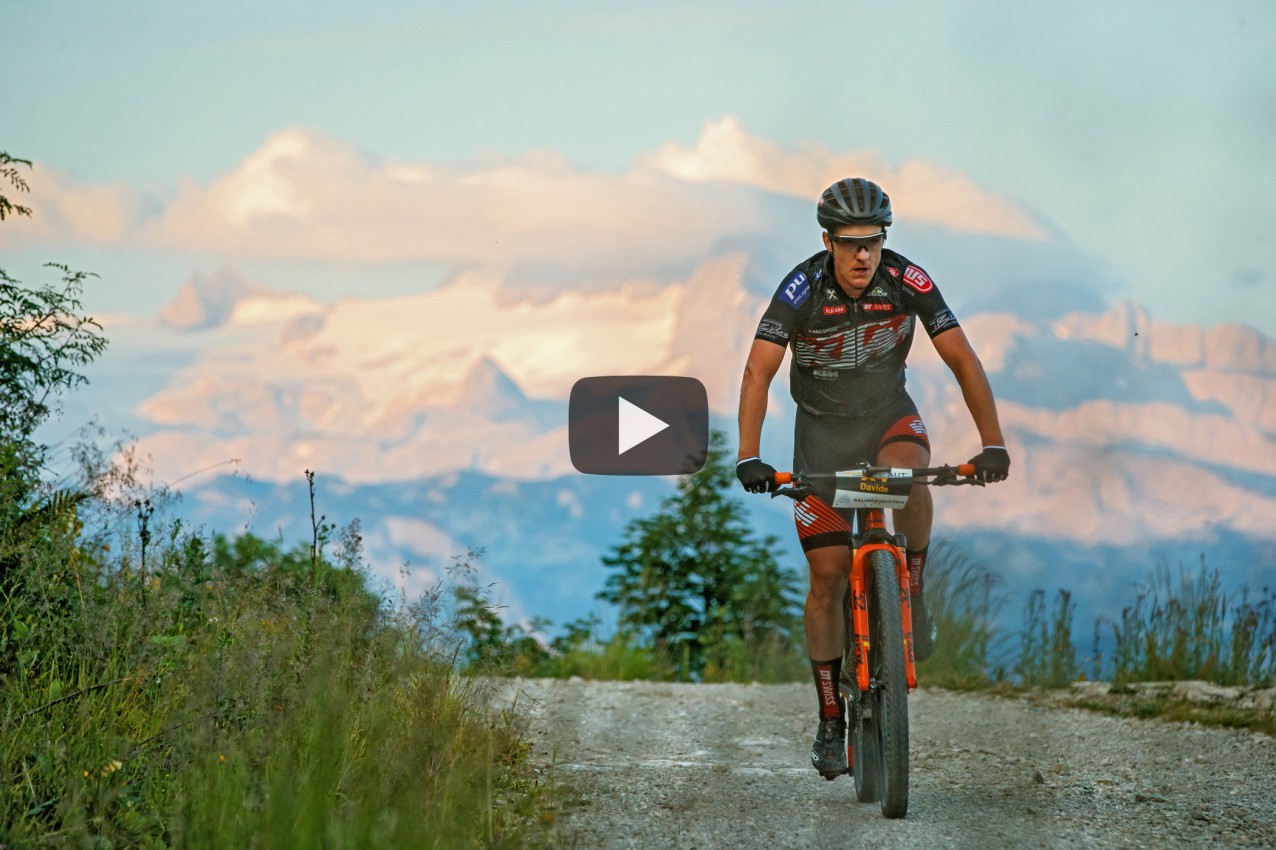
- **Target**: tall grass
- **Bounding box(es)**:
[1,499,556,847]
[913,543,1006,688]
[1017,588,1079,687]
[1010,557,1275,689]
[1106,559,1275,687]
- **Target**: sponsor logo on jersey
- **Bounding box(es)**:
[868,287,888,297]
[886,267,900,278]
[863,303,894,312]
[926,310,956,334]
[795,315,913,370]
[903,266,934,293]
[756,317,789,342]
[780,271,811,307]
[823,304,847,316]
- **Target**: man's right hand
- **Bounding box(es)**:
[736,457,778,493]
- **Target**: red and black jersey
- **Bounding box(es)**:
[755,248,960,417]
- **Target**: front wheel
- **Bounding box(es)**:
[868,548,910,818]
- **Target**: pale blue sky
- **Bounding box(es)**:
[5,0,1275,332]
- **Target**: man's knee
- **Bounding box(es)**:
[877,440,930,468]
[805,548,849,605]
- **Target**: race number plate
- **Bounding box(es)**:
[831,469,913,509]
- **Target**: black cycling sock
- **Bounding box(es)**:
[810,656,843,720]
[907,545,929,599]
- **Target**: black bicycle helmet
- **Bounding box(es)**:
[816,178,893,229]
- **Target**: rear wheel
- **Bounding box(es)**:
[868,548,910,818]
[852,698,881,802]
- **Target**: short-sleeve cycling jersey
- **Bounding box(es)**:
[755,248,960,417]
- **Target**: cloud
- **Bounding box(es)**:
[639,117,1049,240]
[2,165,155,244]
[4,118,1049,267]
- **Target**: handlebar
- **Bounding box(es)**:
[768,463,982,500]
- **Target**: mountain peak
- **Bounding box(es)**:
[160,269,259,330]
[453,356,531,420]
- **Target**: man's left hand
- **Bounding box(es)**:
[968,446,1010,483]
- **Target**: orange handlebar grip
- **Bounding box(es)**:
[773,472,793,485]
[957,463,976,477]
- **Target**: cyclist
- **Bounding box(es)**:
[735,178,1010,778]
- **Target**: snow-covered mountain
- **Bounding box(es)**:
[55,248,1276,633]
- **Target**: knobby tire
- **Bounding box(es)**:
[868,548,909,818]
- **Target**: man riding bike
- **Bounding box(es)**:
[735,178,1010,777]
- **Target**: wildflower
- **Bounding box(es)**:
[101,759,123,776]
[219,754,226,763]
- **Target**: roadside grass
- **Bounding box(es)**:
[1002,557,1276,735]
[1066,694,1276,735]
[1,513,561,849]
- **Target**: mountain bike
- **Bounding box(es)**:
[771,463,980,819]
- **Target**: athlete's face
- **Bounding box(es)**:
[823,224,885,298]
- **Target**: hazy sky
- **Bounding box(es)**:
[4,0,1275,333]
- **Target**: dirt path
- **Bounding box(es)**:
[501,679,1276,849]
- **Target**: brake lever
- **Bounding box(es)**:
[771,484,813,501]
[928,469,986,488]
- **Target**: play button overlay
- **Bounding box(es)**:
[570,376,708,475]
[618,396,669,454]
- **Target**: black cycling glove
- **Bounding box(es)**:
[967,446,1011,483]
[735,457,777,494]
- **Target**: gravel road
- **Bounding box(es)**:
[501,679,1276,850]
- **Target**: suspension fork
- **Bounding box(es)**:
[851,508,918,691]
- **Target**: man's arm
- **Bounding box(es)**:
[738,338,786,460]
[930,327,1005,448]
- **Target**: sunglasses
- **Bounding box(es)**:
[827,230,886,252]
